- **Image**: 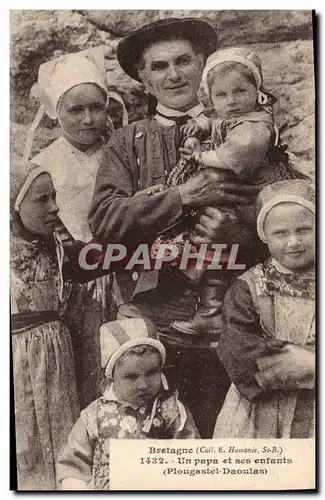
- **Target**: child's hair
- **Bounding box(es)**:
[124,345,161,358]
[199,61,258,117]
[113,344,162,374]
[206,61,257,91]
[256,180,315,243]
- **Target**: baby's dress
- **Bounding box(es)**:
[208,111,305,185]
[151,109,305,270]
[11,234,79,490]
[213,258,315,438]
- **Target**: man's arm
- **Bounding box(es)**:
[89,131,183,245]
[89,128,260,246]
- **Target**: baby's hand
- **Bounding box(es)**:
[134,184,164,196]
[179,147,202,163]
[180,121,202,138]
[183,136,201,153]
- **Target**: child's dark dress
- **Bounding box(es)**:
[214,258,315,438]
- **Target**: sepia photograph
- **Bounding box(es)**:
[9,9,315,491]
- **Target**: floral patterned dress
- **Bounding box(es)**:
[56,385,199,490]
[33,136,116,410]
[11,234,80,490]
[213,258,315,438]
[151,110,306,282]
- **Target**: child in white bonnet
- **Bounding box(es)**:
[214,179,315,439]
[57,317,199,490]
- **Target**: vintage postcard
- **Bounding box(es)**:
[10,9,315,491]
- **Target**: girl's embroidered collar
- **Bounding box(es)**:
[271,258,315,278]
[102,384,142,410]
[271,258,293,275]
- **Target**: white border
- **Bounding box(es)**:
[2,4,322,499]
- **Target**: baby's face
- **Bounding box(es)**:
[113,350,162,407]
[264,202,315,272]
[210,68,258,119]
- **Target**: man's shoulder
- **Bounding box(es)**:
[116,117,149,135]
[115,117,163,140]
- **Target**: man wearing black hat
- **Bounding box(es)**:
[89,18,259,437]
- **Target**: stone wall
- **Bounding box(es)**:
[10,10,315,174]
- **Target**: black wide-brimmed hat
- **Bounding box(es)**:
[117,17,218,82]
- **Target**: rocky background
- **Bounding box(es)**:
[10,10,315,175]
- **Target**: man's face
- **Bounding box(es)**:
[139,39,204,111]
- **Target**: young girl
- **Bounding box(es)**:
[31,47,128,409]
[11,160,80,489]
[57,318,199,490]
[213,179,315,438]
[151,47,309,337]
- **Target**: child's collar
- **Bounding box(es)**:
[271,257,315,277]
[102,382,160,434]
[102,384,140,410]
[271,258,293,275]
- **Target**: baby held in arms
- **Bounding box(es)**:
[137,47,306,338]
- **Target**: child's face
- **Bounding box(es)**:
[113,350,162,407]
[264,202,315,272]
[210,68,258,119]
[58,83,107,148]
[19,173,59,237]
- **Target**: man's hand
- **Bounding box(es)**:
[178,169,259,210]
[254,344,315,391]
[134,184,164,196]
